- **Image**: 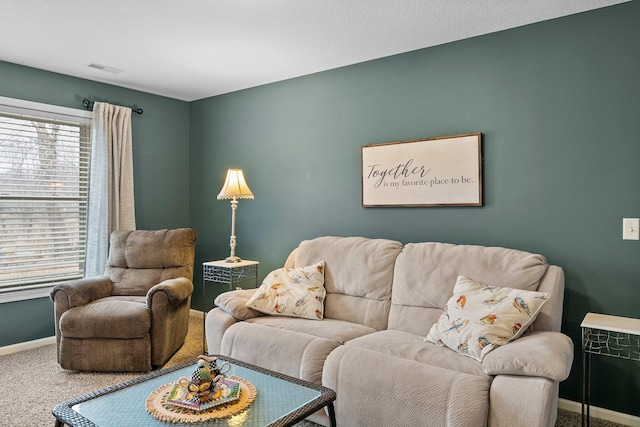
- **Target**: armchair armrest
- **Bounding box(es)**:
[50,276,112,309]
[482,331,574,381]
[215,289,264,320]
[147,277,194,306]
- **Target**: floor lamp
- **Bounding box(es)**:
[217,168,254,263]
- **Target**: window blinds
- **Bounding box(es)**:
[0,111,91,292]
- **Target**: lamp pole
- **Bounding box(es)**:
[226,197,241,262]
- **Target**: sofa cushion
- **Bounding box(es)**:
[293,236,403,330]
[389,242,549,335]
[236,317,378,383]
[246,315,377,343]
[323,346,490,427]
[245,261,326,320]
[345,329,488,378]
[425,275,550,361]
[220,322,341,384]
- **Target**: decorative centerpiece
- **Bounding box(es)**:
[168,355,239,410]
[146,355,257,423]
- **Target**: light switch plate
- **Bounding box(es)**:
[623,218,640,240]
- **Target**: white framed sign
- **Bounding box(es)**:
[361,133,482,207]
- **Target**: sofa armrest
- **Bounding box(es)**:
[215,289,264,320]
[147,277,194,306]
[206,308,239,355]
[50,276,112,309]
[482,331,574,381]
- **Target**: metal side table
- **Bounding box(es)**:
[581,312,640,427]
[202,260,259,352]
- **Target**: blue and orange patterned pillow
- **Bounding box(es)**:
[245,261,326,320]
[425,275,550,361]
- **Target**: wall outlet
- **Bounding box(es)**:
[623,218,640,240]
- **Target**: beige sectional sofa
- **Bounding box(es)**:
[205,236,574,427]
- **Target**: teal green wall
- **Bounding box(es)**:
[189,2,640,417]
[1,1,639,417]
[0,61,190,346]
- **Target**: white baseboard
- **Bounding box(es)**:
[559,398,640,426]
[0,335,56,356]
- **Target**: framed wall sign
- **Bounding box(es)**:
[361,133,482,207]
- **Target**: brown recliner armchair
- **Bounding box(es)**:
[50,228,197,372]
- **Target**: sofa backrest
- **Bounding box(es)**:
[388,242,560,335]
[293,236,403,330]
[105,228,197,296]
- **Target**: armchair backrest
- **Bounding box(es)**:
[104,228,197,296]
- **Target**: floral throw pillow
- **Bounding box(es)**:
[245,261,326,320]
[424,275,550,361]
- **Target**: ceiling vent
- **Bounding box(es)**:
[87,63,124,74]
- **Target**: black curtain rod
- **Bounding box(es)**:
[82,99,143,115]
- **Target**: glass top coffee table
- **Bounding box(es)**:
[53,355,336,427]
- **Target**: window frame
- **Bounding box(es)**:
[0,96,92,303]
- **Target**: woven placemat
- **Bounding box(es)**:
[146,376,257,423]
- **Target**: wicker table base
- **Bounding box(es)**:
[146,376,257,423]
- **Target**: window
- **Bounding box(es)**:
[0,97,91,302]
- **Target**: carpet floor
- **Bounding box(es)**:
[0,315,627,426]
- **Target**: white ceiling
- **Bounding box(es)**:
[0,0,629,102]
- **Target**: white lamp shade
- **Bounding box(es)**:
[217,169,254,200]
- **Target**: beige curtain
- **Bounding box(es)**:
[85,102,136,276]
